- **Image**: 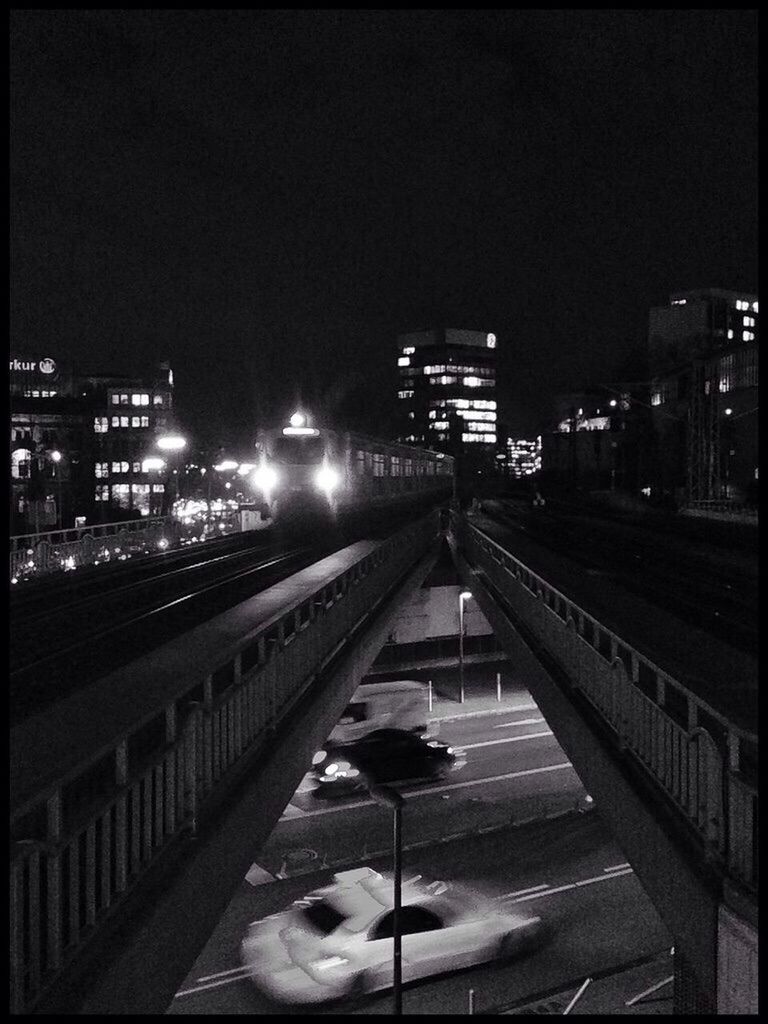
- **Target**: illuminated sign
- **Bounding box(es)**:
[486,333,496,348]
[10,357,58,375]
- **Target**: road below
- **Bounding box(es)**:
[167,699,671,1015]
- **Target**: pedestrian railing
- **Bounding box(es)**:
[9,513,437,1014]
[453,516,758,894]
[10,517,181,583]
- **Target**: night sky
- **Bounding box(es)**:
[10,9,758,445]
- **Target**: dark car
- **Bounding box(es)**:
[311,728,465,798]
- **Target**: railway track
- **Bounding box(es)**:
[9,542,319,726]
[481,499,757,656]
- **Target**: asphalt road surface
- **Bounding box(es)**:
[168,702,671,1014]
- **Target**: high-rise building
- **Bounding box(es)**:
[396,328,498,456]
[647,290,759,503]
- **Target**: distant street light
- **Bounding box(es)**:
[156,434,187,452]
[156,434,187,512]
[459,590,472,704]
[368,784,404,1015]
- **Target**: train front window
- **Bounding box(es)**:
[272,436,326,465]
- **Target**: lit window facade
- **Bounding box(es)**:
[396,329,497,453]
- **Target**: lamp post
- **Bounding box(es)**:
[459,590,472,704]
[156,434,187,515]
[368,783,404,1015]
[49,450,63,529]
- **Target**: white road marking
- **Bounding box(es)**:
[603,862,630,872]
[278,762,574,819]
[176,969,252,998]
[245,863,277,886]
[196,964,253,984]
[279,802,306,820]
[500,883,550,899]
[509,867,633,902]
[461,731,553,750]
[493,717,546,728]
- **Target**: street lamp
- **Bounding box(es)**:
[49,450,63,529]
[368,784,404,1015]
[459,590,472,704]
[156,434,187,514]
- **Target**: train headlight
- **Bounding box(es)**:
[315,466,340,492]
[252,465,278,493]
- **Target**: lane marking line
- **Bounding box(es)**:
[278,762,574,819]
[461,731,553,750]
[196,964,253,984]
[500,883,550,899]
[510,868,633,902]
[603,862,630,872]
[493,718,546,728]
[176,970,252,998]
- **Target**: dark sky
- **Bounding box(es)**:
[10,9,758,443]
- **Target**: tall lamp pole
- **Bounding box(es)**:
[50,450,63,529]
[369,784,404,1015]
[459,590,472,704]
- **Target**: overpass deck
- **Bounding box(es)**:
[468,513,756,733]
[11,540,379,820]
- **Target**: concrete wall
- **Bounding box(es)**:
[387,583,493,644]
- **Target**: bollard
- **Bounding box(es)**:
[428,679,433,712]
[496,671,502,702]
[468,988,475,1015]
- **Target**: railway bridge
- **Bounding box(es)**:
[10,509,757,1014]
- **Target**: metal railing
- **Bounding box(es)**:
[9,513,437,1014]
[10,517,180,582]
[454,516,757,894]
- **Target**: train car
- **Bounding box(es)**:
[253,412,453,526]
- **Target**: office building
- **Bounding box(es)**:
[647,290,758,503]
[396,328,498,457]
[10,356,176,533]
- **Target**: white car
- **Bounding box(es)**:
[241,866,545,1004]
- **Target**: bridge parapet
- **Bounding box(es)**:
[9,513,438,1014]
[453,515,757,894]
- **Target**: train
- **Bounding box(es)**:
[253,412,454,525]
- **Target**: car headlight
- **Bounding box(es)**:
[252,465,278,493]
[315,466,340,492]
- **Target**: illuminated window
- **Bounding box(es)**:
[743,331,754,341]
[132,461,142,473]
[744,316,755,327]
[95,484,109,501]
[402,346,415,355]
[111,483,130,508]
[431,421,449,430]
[111,461,130,474]
[94,417,109,433]
[752,301,759,313]
[120,393,129,405]
[398,390,414,399]
[408,411,415,420]
[486,333,496,348]
[153,395,164,406]
[11,448,31,479]
[728,329,734,339]
[671,299,687,305]
[398,356,410,367]
[131,416,141,427]
[95,462,109,478]
[111,394,121,405]
[152,483,165,493]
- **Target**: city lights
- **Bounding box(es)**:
[157,434,187,452]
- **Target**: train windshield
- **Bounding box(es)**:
[272,435,326,465]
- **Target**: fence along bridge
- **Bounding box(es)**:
[9,511,757,1014]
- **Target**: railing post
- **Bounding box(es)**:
[46,791,63,971]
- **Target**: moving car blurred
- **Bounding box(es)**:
[241,866,545,1004]
[327,680,436,746]
[310,728,464,798]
